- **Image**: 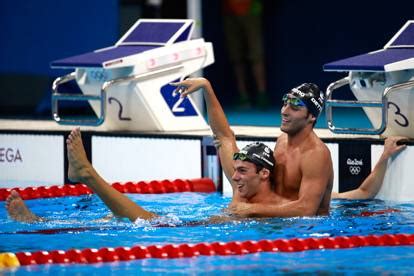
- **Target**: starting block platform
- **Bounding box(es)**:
[324,20,414,137]
[51,19,214,131]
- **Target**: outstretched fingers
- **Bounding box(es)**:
[170,81,192,98]
[169,78,207,98]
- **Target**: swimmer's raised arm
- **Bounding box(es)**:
[170,78,238,187]
[332,136,408,200]
[170,78,234,139]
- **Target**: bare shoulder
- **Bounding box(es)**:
[307,134,330,154]
[274,133,287,151]
[302,135,332,167]
[300,141,333,189]
[315,138,331,157]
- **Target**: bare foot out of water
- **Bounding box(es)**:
[6,190,43,222]
[67,127,93,182]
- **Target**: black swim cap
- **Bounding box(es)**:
[289,83,324,118]
[233,142,275,170]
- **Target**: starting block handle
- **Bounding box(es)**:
[325,76,387,135]
[101,64,183,91]
[383,79,414,97]
[326,77,414,135]
[52,65,184,126]
[52,72,106,126]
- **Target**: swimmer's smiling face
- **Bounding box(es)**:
[281,94,314,134]
[231,160,263,199]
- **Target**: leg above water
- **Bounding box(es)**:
[5,190,43,222]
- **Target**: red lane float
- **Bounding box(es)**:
[0,178,216,201]
[359,208,400,217]
[5,233,414,267]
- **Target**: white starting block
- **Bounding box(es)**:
[324,20,414,137]
[51,19,214,131]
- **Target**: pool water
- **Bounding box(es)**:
[1,192,414,274]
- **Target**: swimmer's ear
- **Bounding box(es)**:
[260,168,270,179]
[307,113,316,124]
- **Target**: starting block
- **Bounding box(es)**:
[324,20,414,137]
[51,19,214,131]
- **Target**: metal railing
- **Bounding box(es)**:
[325,77,414,135]
[51,65,183,126]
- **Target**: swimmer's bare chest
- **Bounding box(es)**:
[274,149,302,199]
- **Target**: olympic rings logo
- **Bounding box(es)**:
[349,166,361,175]
[90,71,107,81]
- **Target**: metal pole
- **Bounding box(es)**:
[187,0,205,115]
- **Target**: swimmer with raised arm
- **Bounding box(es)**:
[240,83,334,217]
[6,128,279,222]
[5,78,408,222]
[5,78,287,222]
[175,79,333,217]
[174,79,408,214]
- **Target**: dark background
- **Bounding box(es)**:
[1,0,413,118]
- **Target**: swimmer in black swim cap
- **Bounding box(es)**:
[233,142,275,171]
[232,142,276,196]
[282,83,325,125]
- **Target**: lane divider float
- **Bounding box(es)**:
[0,178,216,201]
[1,233,413,268]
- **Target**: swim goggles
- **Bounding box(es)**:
[233,152,251,162]
[282,94,306,108]
[233,152,272,170]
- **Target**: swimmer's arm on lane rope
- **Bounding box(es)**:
[332,136,407,200]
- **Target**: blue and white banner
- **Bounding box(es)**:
[0,134,64,188]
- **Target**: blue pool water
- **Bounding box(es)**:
[1,192,414,274]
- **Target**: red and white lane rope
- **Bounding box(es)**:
[1,233,413,268]
[0,178,216,201]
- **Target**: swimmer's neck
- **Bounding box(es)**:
[244,191,277,204]
[286,127,314,147]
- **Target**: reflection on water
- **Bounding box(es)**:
[1,193,413,252]
[1,192,414,274]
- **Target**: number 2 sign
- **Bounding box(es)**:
[160,81,198,117]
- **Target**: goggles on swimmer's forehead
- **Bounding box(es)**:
[233,152,251,162]
[233,152,270,170]
[233,152,266,167]
[282,94,306,108]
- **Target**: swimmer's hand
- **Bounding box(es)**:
[227,202,256,218]
[170,78,210,98]
[382,136,408,159]
[213,135,222,149]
